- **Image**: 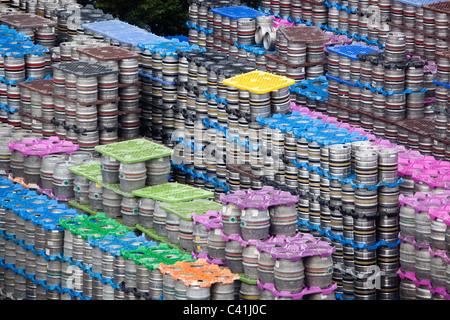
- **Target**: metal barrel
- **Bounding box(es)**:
[52,160,75,198]
[271,86,290,115]
[74,174,90,206]
[414,207,432,245]
[119,58,139,84]
[258,249,276,284]
[166,212,181,244]
[242,244,260,280]
[274,258,305,294]
[120,196,140,228]
[384,32,406,63]
[207,226,226,261]
[304,254,333,289]
[88,180,104,212]
[355,150,378,186]
[237,18,256,46]
[328,144,351,178]
[225,239,244,273]
[118,161,147,193]
[76,104,98,131]
[211,282,235,300]
[145,156,170,186]
[415,247,431,282]
[239,282,261,300]
[77,131,99,153]
[221,202,241,236]
[23,154,43,185]
[4,55,25,82]
[430,217,447,251]
[76,76,98,103]
[100,154,120,184]
[25,53,46,80]
[353,217,376,246]
[98,73,119,100]
[101,188,122,219]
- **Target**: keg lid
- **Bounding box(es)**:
[8,136,79,157]
[422,0,450,14]
[53,60,119,77]
[210,5,264,20]
[131,182,213,203]
[223,69,295,94]
[429,206,450,226]
[95,138,173,163]
[278,25,329,44]
[0,13,57,29]
[77,45,140,61]
[82,20,166,47]
[161,201,222,221]
[159,258,239,286]
[17,79,54,96]
[327,44,383,61]
[257,234,335,261]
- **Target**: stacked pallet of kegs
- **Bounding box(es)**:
[217,187,338,300]
[0,177,198,300]
[53,3,113,44]
[324,35,437,154]
[67,138,175,229]
[76,46,141,142]
[398,191,450,299]
[386,0,450,61]
[188,0,273,68]
[51,60,119,152]
[158,258,240,300]
[0,123,43,178]
[432,49,450,160]
[264,25,329,83]
[254,111,403,299]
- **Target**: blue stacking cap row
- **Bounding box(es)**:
[234,41,274,56]
[434,79,450,89]
[326,73,428,96]
[210,5,266,20]
[0,181,80,230]
[0,26,49,57]
[289,75,328,101]
[324,0,357,13]
[185,21,213,35]
[138,40,203,58]
[327,44,384,60]
[166,35,190,42]
[81,19,166,47]
[257,112,367,146]
[171,161,230,192]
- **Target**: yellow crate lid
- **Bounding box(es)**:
[222,69,295,94]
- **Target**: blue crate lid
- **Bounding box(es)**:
[290,75,328,101]
[210,5,266,20]
[166,35,190,42]
[82,19,166,47]
[327,44,383,60]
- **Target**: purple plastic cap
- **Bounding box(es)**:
[191,210,223,230]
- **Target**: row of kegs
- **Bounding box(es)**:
[327,53,430,123]
[0,180,204,300]
[398,191,450,300]
[259,0,387,44]
[139,47,291,152]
